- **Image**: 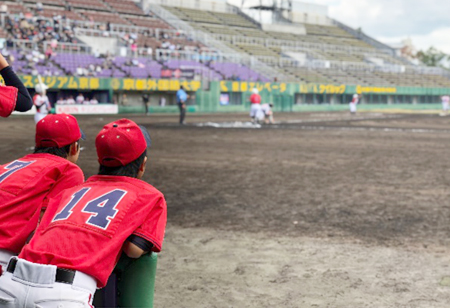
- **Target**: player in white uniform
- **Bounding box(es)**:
[261,103,274,124]
[441,95,449,115]
[33,84,51,124]
[349,94,359,115]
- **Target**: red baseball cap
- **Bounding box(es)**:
[96,119,151,167]
[36,114,85,148]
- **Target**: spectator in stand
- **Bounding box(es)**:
[76,66,85,77]
[45,45,53,63]
[36,2,43,12]
[90,96,99,104]
[66,95,75,105]
[131,41,138,57]
[56,96,66,105]
[76,93,84,104]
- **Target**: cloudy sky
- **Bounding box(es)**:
[313,0,450,52]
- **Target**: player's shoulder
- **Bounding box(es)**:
[86,175,164,196]
[24,153,83,173]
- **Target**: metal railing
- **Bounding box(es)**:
[4,39,38,51]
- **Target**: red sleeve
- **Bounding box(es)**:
[0,85,18,117]
[132,196,167,252]
[41,163,84,211]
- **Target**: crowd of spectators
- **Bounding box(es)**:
[0,1,230,80]
[56,93,98,105]
[4,13,77,45]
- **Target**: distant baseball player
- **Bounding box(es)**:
[261,103,274,124]
[249,88,262,124]
[0,114,84,273]
[0,119,167,306]
[441,95,449,115]
[0,52,33,117]
[33,83,51,123]
[349,94,359,115]
[142,93,150,115]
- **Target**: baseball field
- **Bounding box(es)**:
[3,111,450,307]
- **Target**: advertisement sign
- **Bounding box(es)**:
[219,93,230,105]
[161,68,195,80]
[55,104,118,115]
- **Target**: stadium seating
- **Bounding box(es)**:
[210,62,269,81]
[103,0,145,16]
[24,0,66,6]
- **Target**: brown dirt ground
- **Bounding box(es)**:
[3,112,450,307]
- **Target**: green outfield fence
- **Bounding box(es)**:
[15,75,450,114]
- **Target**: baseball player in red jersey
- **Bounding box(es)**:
[0,53,33,117]
[0,119,167,307]
[0,113,84,272]
[249,88,262,123]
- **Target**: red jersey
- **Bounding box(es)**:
[0,153,84,254]
[20,175,167,288]
[250,94,261,104]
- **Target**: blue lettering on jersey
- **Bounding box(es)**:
[0,160,35,184]
[52,187,127,231]
[53,187,91,222]
[82,189,127,230]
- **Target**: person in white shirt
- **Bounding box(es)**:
[441,95,450,115]
[261,103,274,124]
[33,84,51,123]
[76,93,84,104]
[90,97,99,104]
[66,95,75,105]
[349,94,359,115]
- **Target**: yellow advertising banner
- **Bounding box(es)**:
[299,84,346,94]
[356,85,397,94]
[112,78,201,92]
[220,81,287,93]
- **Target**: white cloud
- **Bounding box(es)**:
[228,0,450,52]
[378,28,450,53]
[308,0,450,52]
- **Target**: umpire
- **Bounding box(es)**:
[176,86,188,125]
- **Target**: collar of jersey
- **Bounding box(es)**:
[87,175,148,187]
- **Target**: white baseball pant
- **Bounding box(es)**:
[0,258,96,308]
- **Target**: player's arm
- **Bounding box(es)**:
[0,53,33,112]
[123,235,154,258]
[126,195,167,258]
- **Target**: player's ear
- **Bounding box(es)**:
[140,156,148,173]
[70,142,79,155]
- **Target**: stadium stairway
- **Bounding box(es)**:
[148,4,285,82]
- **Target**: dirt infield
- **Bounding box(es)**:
[3,112,450,307]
